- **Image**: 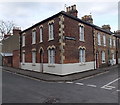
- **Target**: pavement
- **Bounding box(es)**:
[1,65,119,82]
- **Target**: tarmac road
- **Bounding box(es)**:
[2,66,120,103]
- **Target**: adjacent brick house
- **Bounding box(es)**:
[20,5,117,75]
[94,26,116,68]
[115,30,120,64]
[2,27,21,67]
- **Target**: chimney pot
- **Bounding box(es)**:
[102,25,111,32]
[81,15,93,24]
[66,5,78,17]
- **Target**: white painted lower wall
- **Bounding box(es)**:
[21,63,41,72]
[118,58,120,64]
[20,61,95,75]
[61,62,95,75]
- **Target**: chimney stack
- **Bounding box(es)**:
[114,30,120,35]
[66,5,78,17]
[102,25,111,32]
[81,15,93,24]
[13,27,21,36]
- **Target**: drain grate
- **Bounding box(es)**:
[42,97,60,103]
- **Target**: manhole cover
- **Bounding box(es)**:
[43,97,60,103]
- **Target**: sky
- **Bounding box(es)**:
[0,0,119,32]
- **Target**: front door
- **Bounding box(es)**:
[40,50,44,73]
[96,53,99,68]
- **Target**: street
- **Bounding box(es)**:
[2,66,120,103]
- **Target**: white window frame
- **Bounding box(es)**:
[109,38,112,47]
[32,31,36,44]
[48,23,54,41]
[113,39,116,47]
[79,26,84,41]
[32,51,36,64]
[102,51,105,63]
[79,49,85,63]
[48,49,55,64]
[40,27,43,43]
[98,33,101,45]
[22,52,25,64]
[103,35,106,46]
[22,35,25,47]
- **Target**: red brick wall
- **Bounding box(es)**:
[13,50,20,68]
[95,30,116,67]
[21,16,61,64]
[63,16,94,63]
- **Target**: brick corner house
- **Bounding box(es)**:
[20,5,118,75]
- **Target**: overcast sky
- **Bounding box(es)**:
[0,0,119,32]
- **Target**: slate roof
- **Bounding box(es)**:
[21,11,113,35]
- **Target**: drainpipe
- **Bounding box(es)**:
[116,37,119,64]
[92,27,96,70]
[19,33,22,68]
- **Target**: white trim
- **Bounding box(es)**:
[21,61,95,75]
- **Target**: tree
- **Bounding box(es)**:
[0,20,15,39]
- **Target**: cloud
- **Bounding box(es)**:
[0,2,118,31]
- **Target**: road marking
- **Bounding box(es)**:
[80,71,109,80]
[104,86,115,88]
[101,78,120,90]
[75,83,84,85]
[87,84,97,87]
[116,90,120,92]
[103,78,120,86]
[101,87,113,90]
[66,82,73,84]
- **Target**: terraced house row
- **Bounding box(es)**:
[20,5,119,75]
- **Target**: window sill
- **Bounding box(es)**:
[48,64,55,67]
[79,40,85,42]
[79,63,86,66]
[48,39,54,41]
[39,41,43,43]
[32,43,36,45]
[102,62,106,64]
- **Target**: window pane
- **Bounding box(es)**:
[98,34,101,45]
[80,26,84,41]
[32,52,36,64]
[49,24,54,40]
[40,28,43,42]
[32,31,36,44]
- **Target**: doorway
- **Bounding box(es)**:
[40,49,44,73]
[96,52,99,68]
